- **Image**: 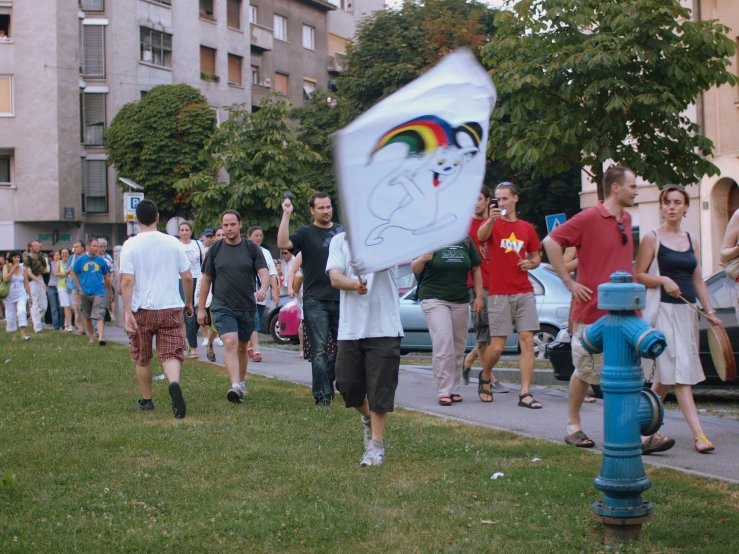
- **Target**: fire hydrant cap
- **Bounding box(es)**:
[597,272,646,311]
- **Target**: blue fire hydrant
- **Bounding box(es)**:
[580,271,667,543]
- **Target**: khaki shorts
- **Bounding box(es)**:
[469,287,490,344]
[79,293,107,321]
[487,292,539,336]
[571,322,603,385]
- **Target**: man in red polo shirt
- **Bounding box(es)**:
[544,166,674,454]
[478,181,543,408]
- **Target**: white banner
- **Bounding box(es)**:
[334,49,496,274]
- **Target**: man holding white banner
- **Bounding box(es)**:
[333,49,496,275]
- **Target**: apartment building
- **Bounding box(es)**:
[249,0,336,109]
[0,0,382,251]
[326,0,384,80]
[579,0,739,274]
[0,0,251,251]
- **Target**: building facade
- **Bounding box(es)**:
[0,0,253,251]
[0,0,381,251]
[249,0,336,110]
[580,0,738,274]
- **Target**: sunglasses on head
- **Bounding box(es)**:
[617,222,628,245]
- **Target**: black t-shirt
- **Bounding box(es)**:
[289,222,344,302]
[201,238,267,312]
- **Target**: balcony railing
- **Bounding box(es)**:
[251,23,273,52]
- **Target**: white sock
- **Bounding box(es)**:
[239,381,246,389]
[232,382,240,389]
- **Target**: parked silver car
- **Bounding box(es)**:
[399,264,572,358]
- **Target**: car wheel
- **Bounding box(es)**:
[533,325,559,361]
[269,311,292,345]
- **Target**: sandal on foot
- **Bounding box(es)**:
[478,372,493,403]
[641,433,675,455]
[438,395,452,406]
[462,364,471,385]
[450,394,462,403]
[253,352,262,362]
[247,348,255,359]
[694,433,715,453]
[518,393,542,409]
[564,430,595,448]
[583,395,596,403]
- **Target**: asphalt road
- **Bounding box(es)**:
[106,327,739,484]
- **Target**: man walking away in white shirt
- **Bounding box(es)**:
[327,232,404,467]
[120,199,193,419]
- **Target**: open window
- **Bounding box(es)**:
[0,149,13,186]
[0,9,10,41]
[200,0,215,21]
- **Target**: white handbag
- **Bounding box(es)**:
[643,230,661,327]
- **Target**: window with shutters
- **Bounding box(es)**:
[0,150,12,186]
[82,25,106,79]
[303,78,316,98]
[81,93,106,146]
[82,160,108,214]
[200,46,217,79]
[0,76,12,115]
[302,25,315,51]
[227,0,241,30]
[140,27,172,68]
[274,15,287,42]
[200,0,215,21]
[275,72,288,95]
[228,54,242,86]
[81,0,104,12]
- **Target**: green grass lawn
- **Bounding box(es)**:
[1,330,738,553]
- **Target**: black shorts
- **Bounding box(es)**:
[335,336,401,413]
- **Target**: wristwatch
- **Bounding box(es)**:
[707,310,716,315]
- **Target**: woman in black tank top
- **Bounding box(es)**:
[635,185,721,453]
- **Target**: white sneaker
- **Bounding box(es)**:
[361,415,372,449]
[202,337,209,347]
[240,383,249,396]
[360,440,385,467]
[214,337,224,347]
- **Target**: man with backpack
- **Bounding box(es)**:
[198,210,270,404]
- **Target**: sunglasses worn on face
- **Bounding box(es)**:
[617,222,628,245]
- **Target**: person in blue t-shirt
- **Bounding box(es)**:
[71,238,112,346]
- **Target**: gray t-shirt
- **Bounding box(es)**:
[201,238,267,313]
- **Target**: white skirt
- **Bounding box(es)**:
[58,287,72,308]
[646,302,705,386]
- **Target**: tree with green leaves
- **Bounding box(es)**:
[292,88,342,204]
[175,94,322,234]
[483,0,738,198]
[339,0,497,123]
[104,84,216,218]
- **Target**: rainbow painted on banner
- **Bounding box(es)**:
[370,115,482,158]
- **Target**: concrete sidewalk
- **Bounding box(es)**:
[105,326,739,484]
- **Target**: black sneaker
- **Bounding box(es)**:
[136,399,155,411]
[206,345,216,362]
[316,397,331,408]
[227,387,244,404]
[169,382,187,419]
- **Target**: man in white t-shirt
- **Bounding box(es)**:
[120,199,194,419]
[326,232,404,467]
[246,226,280,362]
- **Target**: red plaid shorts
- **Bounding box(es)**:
[127,308,186,366]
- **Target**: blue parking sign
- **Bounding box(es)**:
[545,213,567,234]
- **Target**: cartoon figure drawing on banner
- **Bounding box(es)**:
[364,115,483,246]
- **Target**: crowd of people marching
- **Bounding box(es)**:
[4,166,725,465]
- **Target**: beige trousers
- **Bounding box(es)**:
[421,298,469,397]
